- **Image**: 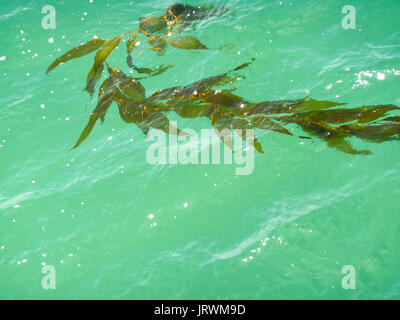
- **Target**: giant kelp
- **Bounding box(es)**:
[46,3,400,155]
[46,4,218,92]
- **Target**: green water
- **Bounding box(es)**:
[1,0,400,300]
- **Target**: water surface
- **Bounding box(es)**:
[0,0,400,299]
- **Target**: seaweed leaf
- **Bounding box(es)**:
[139,16,168,35]
[106,64,146,103]
[94,36,122,67]
[145,59,254,103]
[383,116,400,123]
[201,90,245,112]
[325,135,372,155]
[84,36,122,96]
[72,77,116,149]
[232,58,255,71]
[148,36,168,55]
[46,38,106,74]
[115,93,145,124]
[249,116,292,136]
[284,119,371,155]
[292,99,346,113]
[210,111,233,150]
[233,100,305,117]
[113,88,187,136]
[84,63,104,97]
[168,36,208,50]
[143,111,178,134]
[232,118,264,154]
[168,3,229,23]
[342,123,400,143]
[172,101,210,118]
[295,105,400,125]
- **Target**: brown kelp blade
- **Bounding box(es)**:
[139,16,168,35]
[292,99,346,113]
[106,63,146,103]
[383,116,400,123]
[146,59,254,103]
[85,63,104,97]
[232,58,255,72]
[72,78,116,149]
[249,116,292,136]
[168,36,208,50]
[71,115,99,150]
[119,77,146,103]
[145,77,224,103]
[232,99,304,117]
[278,116,340,138]
[114,92,146,124]
[325,135,372,155]
[210,111,233,150]
[126,54,155,74]
[341,123,400,143]
[143,110,188,135]
[149,64,173,76]
[127,50,172,76]
[231,98,345,117]
[94,36,122,67]
[98,77,115,99]
[294,104,400,125]
[281,118,371,155]
[114,90,151,135]
[126,54,136,69]
[148,36,168,55]
[84,36,122,96]
[97,77,116,123]
[143,111,171,133]
[232,118,264,154]
[200,90,245,112]
[135,64,173,77]
[126,38,138,70]
[168,3,229,24]
[172,101,211,118]
[114,90,186,136]
[46,38,106,74]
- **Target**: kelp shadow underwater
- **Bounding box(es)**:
[46,3,400,156]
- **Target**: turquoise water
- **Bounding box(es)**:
[1,0,400,300]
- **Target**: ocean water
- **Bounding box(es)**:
[1,0,400,300]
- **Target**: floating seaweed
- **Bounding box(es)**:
[46,3,400,156]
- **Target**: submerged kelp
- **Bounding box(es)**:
[46,3,220,94]
[46,3,400,156]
